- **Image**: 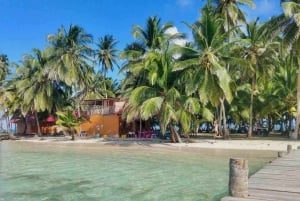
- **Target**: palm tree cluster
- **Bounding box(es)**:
[1,0,300,142]
[0,25,119,135]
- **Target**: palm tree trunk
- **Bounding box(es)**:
[220,98,229,139]
[104,71,108,99]
[291,62,300,140]
[6,115,11,134]
[34,111,41,136]
[248,73,255,138]
[170,125,182,143]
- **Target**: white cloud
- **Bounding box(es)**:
[176,0,193,7]
[165,27,188,46]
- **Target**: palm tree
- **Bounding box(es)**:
[15,48,58,135]
[74,73,116,101]
[212,0,255,36]
[47,25,94,91]
[95,34,119,98]
[121,17,197,142]
[238,19,279,137]
[123,44,203,143]
[120,16,183,94]
[55,107,86,140]
[281,0,300,139]
[174,8,235,139]
[0,54,10,81]
[132,16,183,50]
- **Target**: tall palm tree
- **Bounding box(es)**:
[47,25,94,91]
[95,35,119,76]
[238,19,279,137]
[121,16,195,142]
[123,44,203,143]
[268,0,300,139]
[174,8,235,139]
[15,48,58,135]
[95,34,119,98]
[120,16,183,93]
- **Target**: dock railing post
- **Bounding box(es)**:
[287,144,292,154]
[278,151,284,158]
[229,158,249,198]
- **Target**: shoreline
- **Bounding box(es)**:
[5,136,300,151]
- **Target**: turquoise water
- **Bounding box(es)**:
[0,141,276,201]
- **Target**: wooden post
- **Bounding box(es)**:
[287,144,292,154]
[278,151,284,158]
[229,158,249,198]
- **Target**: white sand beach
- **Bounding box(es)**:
[12,136,300,152]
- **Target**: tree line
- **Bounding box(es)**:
[1,0,300,142]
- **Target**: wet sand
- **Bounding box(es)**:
[9,136,300,151]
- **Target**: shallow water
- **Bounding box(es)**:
[0,141,276,201]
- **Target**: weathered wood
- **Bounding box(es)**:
[229,158,248,198]
[222,150,300,201]
[249,189,300,201]
[287,144,292,153]
[278,151,284,157]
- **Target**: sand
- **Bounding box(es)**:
[11,136,300,152]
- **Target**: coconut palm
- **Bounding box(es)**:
[95,35,119,75]
[174,8,235,139]
[95,34,119,98]
[120,16,184,94]
[123,44,203,143]
[47,25,94,92]
[15,48,59,135]
[0,54,10,81]
[74,73,116,101]
[238,19,279,137]
[212,0,255,34]
[121,17,199,142]
[281,0,300,139]
[55,107,86,140]
[132,16,183,50]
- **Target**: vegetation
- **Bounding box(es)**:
[1,0,300,142]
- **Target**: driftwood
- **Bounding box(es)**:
[0,134,20,141]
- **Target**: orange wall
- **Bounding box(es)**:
[80,114,120,136]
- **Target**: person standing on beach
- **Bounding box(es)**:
[214,121,219,137]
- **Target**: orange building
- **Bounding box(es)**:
[13,98,126,137]
[79,98,126,137]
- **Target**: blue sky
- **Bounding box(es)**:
[0,0,282,79]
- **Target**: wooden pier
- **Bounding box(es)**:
[222,149,300,201]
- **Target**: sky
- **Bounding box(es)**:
[0,0,283,80]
